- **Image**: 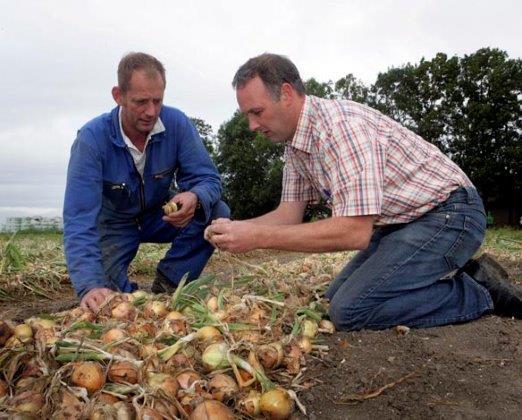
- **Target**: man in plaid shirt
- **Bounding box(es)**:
[206,53,521,330]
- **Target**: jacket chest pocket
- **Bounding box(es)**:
[103,181,134,211]
[152,166,177,196]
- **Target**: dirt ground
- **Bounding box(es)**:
[1,251,521,419]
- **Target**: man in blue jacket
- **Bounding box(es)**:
[64,52,229,312]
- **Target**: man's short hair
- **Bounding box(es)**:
[117,52,166,93]
[232,53,305,100]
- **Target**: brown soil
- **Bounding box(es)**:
[1,251,521,419]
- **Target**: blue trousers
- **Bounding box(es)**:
[325,187,493,330]
[98,200,230,292]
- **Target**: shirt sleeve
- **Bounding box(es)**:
[281,147,321,204]
[328,121,383,217]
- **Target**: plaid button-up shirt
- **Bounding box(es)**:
[282,96,473,226]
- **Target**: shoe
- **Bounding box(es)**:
[151,270,177,294]
[463,253,522,318]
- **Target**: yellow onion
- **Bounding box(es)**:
[131,290,150,301]
[71,362,105,394]
[176,369,203,391]
[260,387,294,419]
[202,342,230,371]
[144,300,169,318]
[162,201,178,215]
[97,392,120,404]
[68,306,96,322]
[114,401,134,420]
[10,390,44,414]
[298,336,312,354]
[0,320,14,346]
[166,352,192,370]
[111,302,136,321]
[208,374,238,402]
[196,326,222,342]
[35,328,57,346]
[302,319,318,338]
[13,324,33,342]
[27,317,56,330]
[319,319,335,334]
[140,343,160,358]
[127,322,156,339]
[189,400,235,420]
[108,361,139,384]
[4,335,23,348]
[257,342,284,370]
[206,296,219,312]
[101,328,126,344]
[15,377,37,389]
[55,390,84,419]
[238,390,261,416]
[162,315,187,335]
[154,399,179,418]
[147,373,179,398]
[0,379,8,397]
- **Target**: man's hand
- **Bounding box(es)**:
[162,191,199,228]
[205,220,258,253]
[81,287,114,312]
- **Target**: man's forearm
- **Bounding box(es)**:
[255,216,374,252]
[246,201,307,225]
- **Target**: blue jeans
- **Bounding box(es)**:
[98,200,230,292]
[325,187,493,330]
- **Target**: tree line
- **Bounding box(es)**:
[193,48,521,222]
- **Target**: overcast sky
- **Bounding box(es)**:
[1,0,520,223]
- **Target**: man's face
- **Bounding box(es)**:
[236,76,295,143]
[113,70,165,137]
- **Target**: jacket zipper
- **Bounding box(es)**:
[125,146,146,227]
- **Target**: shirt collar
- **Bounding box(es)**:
[289,95,316,153]
[118,107,165,151]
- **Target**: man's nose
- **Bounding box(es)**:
[248,117,260,132]
[145,101,156,116]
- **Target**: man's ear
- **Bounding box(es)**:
[112,86,123,105]
[280,83,294,106]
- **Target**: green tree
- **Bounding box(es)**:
[215,111,284,219]
[190,117,216,157]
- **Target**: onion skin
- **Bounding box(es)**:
[238,389,261,416]
[0,379,8,397]
[13,324,33,342]
[111,302,136,321]
[260,388,294,419]
[319,319,335,334]
[302,319,318,338]
[176,369,203,391]
[257,342,284,370]
[189,400,235,420]
[101,328,126,344]
[108,361,139,384]
[71,362,105,394]
[144,301,169,318]
[10,390,45,414]
[202,342,230,371]
[147,373,179,398]
[208,374,238,401]
[0,320,13,346]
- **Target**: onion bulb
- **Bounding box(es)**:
[208,374,238,402]
[260,387,294,419]
[238,390,261,416]
[147,373,179,398]
[141,407,164,420]
[27,317,56,330]
[189,400,235,420]
[13,324,33,342]
[131,290,150,301]
[71,362,105,393]
[111,302,136,321]
[302,319,318,338]
[196,326,222,342]
[319,319,335,334]
[162,201,178,215]
[206,296,219,312]
[202,342,230,371]
[97,392,120,404]
[35,327,58,346]
[101,328,126,344]
[176,369,203,391]
[10,390,44,414]
[298,336,312,353]
[257,342,284,370]
[108,361,139,384]
[144,301,169,318]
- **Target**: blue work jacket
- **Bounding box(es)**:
[63,106,222,297]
